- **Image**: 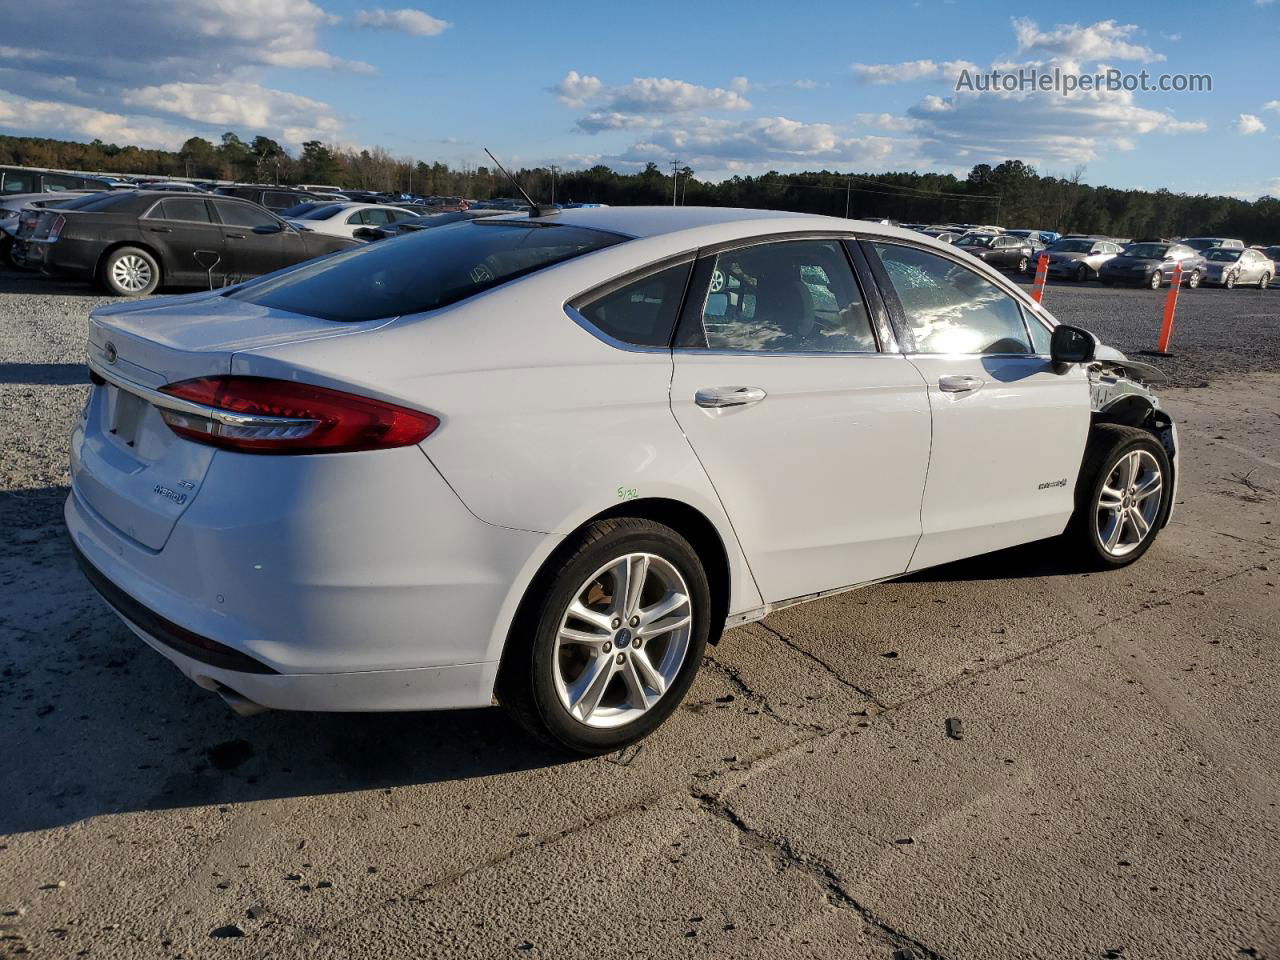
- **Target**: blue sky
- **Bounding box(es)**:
[1,0,1277,196]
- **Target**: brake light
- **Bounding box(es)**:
[158,376,439,454]
[46,214,66,241]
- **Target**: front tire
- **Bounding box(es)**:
[1017,256,1029,273]
[1149,271,1162,289]
[497,518,713,755]
[1261,272,1271,290]
[1075,263,1089,282]
[1187,270,1201,289]
[101,246,160,296]
[1065,425,1171,569]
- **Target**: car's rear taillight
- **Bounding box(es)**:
[157,376,439,454]
[46,214,66,241]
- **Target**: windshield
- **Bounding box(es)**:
[227,220,626,322]
[278,202,325,218]
[293,203,347,220]
[1048,240,1095,253]
[1123,243,1169,259]
[1183,238,1222,251]
[956,234,993,247]
[1204,249,1242,262]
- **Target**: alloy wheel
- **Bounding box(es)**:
[552,553,693,729]
[111,254,153,293]
[1149,272,1162,289]
[1095,450,1164,558]
[1261,273,1271,290]
[1188,270,1201,289]
[1225,272,1236,289]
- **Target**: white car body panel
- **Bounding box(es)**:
[904,355,1090,570]
[66,206,1173,715]
[286,202,417,239]
[670,351,931,603]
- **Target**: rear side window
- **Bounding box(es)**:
[156,198,211,222]
[3,172,36,193]
[574,262,691,347]
[228,221,626,322]
[263,191,298,209]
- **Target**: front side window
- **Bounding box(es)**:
[575,262,691,347]
[213,200,278,229]
[686,240,876,353]
[870,242,1031,355]
[227,221,625,322]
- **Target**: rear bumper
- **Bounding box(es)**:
[65,443,560,712]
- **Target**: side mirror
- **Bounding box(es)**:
[1050,324,1096,365]
[253,223,284,235]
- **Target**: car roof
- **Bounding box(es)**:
[521,205,933,245]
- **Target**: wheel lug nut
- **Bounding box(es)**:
[611,618,621,629]
[616,653,625,665]
[603,642,612,653]
[633,637,642,648]
[629,616,639,627]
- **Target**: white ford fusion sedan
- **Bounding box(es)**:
[67,206,1178,754]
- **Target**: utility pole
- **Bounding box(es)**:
[550,165,559,205]
[844,176,851,219]
[671,159,681,206]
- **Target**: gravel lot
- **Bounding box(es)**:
[1,265,1278,959]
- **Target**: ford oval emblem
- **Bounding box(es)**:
[104,342,118,364]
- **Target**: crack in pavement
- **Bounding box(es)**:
[702,653,829,733]
[692,789,948,960]
[755,621,892,712]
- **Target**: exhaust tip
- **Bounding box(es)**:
[215,684,269,717]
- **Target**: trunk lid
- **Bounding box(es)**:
[73,293,390,551]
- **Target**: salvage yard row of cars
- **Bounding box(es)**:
[901,220,1278,290]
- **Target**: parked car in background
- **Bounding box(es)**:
[1263,245,1280,264]
[1201,247,1273,288]
[26,191,356,295]
[922,229,961,244]
[1098,242,1206,289]
[67,207,1177,754]
[8,191,111,267]
[352,208,509,242]
[954,232,1035,271]
[136,181,207,193]
[1181,236,1244,253]
[1043,237,1125,282]
[1006,228,1061,244]
[1,165,113,195]
[284,202,420,239]
[212,185,322,213]
[1,191,89,264]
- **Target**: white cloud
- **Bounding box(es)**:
[122,82,343,142]
[1263,100,1280,112]
[1235,113,1266,135]
[852,59,977,85]
[554,71,603,108]
[0,0,371,148]
[556,71,751,118]
[354,8,450,36]
[856,113,922,132]
[0,90,198,149]
[1012,17,1164,63]
[576,111,663,133]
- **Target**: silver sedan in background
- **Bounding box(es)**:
[1201,247,1273,288]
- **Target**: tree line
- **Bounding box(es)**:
[2,133,1277,243]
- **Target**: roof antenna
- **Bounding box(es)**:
[484,147,559,218]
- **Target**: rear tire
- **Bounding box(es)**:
[1017,256,1029,273]
[496,518,713,755]
[1064,424,1171,569]
[1075,263,1088,282]
[1261,272,1271,290]
[1187,270,1201,289]
[101,246,160,297]
[1149,271,1162,290]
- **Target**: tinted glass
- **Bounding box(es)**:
[157,198,211,222]
[1049,239,1094,253]
[1026,314,1053,354]
[213,200,278,229]
[295,203,345,220]
[1123,244,1168,259]
[227,221,625,322]
[278,202,322,218]
[1205,249,1242,262]
[956,234,993,247]
[64,192,135,212]
[689,240,876,353]
[870,242,1031,355]
[263,191,299,209]
[3,171,35,193]
[576,262,691,347]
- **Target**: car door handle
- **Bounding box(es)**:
[938,375,984,394]
[226,233,246,240]
[695,386,767,409]
[147,226,172,233]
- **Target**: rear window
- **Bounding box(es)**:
[64,192,136,212]
[227,220,627,322]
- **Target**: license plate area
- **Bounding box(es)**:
[108,385,147,449]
